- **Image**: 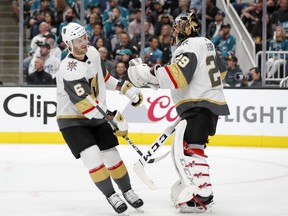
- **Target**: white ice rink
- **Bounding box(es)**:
[0,144,288,216]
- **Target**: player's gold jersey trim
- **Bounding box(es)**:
[175,98,228,107]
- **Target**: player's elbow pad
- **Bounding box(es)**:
[104,73,119,90]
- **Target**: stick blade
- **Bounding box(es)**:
[148,151,170,163]
[133,161,158,190]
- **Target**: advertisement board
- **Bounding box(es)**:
[0,87,287,147]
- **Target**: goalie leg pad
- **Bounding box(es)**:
[170,179,198,206]
[170,120,213,212]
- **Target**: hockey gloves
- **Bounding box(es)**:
[120,80,143,107]
[108,110,128,138]
[129,57,143,66]
[127,62,159,89]
[150,64,161,76]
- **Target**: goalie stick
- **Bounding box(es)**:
[133,118,181,190]
[86,94,169,164]
[124,136,170,163]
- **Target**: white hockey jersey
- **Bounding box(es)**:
[56,46,119,129]
[155,37,229,116]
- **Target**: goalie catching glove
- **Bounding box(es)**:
[107,110,128,138]
[129,57,143,66]
[120,80,143,107]
[127,60,159,89]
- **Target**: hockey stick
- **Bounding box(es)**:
[124,136,170,163]
[133,118,181,190]
[86,94,169,164]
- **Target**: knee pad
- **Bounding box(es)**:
[101,147,122,168]
[80,145,103,171]
[171,120,213,208]
[102,147,129,182]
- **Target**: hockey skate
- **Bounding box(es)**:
[179,194,214,213]
[107,193,128,214]
[123,189,144,213]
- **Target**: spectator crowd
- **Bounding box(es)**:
[8,0,288,88]
[230,0,288,87]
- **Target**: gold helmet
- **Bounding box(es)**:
[172,12,200,44]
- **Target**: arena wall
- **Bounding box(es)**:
[0,87,287,148]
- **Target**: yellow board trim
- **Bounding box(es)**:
[0,132,66,144]
[0,132,287,148]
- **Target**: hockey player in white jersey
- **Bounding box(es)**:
[56,23,144,215]
[128,12,230,213]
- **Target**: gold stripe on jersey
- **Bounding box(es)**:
[175,98,228,107]
[166,63,188,88]
[75,96,95,113]
[121,81,133,95]
[90,75,99,98]
[220,70,227,81]
[89,164,110,183]
[107,161,127,179]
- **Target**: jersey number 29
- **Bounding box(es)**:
[206,55,221,87]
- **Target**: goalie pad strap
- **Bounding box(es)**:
[184,141,207,157]
[194,173,209,178]
[193,194,207,210]
[177,194,209,211]
[199,183,212,189]
[185,161,209,168]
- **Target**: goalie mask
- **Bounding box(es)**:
[173,12,200,44]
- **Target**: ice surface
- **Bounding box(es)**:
[0,144,288,216]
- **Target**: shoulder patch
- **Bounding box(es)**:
[67,61,77,71]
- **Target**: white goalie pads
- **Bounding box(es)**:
[127,63,159,88]
[170,120,213,208]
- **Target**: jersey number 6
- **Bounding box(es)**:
[74,83,85,96]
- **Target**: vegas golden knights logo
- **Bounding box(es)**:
[67,61,77,71]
